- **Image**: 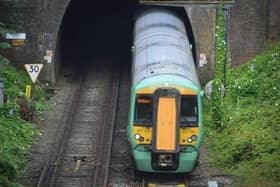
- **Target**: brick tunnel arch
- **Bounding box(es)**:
[37,0,139,82]
[36,0,71,83]
[37,1,199,83]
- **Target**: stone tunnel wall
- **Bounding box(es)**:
[0,0,280,83]
[0,0,71,82]
[230,0,280,66]
[184,6,216,83]
[36,0,70,82]
[0,0,37,69]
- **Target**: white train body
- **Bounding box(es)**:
[132,9,199,86]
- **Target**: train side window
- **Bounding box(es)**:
[180,96,198,126]
[134,95,153,125]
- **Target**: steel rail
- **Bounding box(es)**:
[103,69,121,186]
[37,73,85,187]
[141,175,189,187]
[92,69,121,187]
[48,75,85,187]
[37,67,120,187]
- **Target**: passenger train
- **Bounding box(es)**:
[127,8,204,174]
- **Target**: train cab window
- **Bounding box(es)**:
[134,95,153,125]
[180,96,198,126]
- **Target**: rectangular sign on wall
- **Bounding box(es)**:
[12,39,25,47]
[139,0,235,5]
[6,33,26,40]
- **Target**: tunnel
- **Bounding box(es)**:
[58,1,196,74]
[59,0,138,70]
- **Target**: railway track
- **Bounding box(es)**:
[37,64,120,187]
[141,174,188,187]
[107,67,134,186]
[92,67,120,187]
[33,63,231,187]
[106,67,194,187]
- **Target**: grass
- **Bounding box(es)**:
[204,43,280,186]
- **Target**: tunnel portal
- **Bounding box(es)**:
[59,0,138,69]
[58,1,196,73]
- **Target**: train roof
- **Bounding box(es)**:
[132,8,200,87]
[134,74,201,93]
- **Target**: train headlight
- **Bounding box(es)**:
[134,134,141,140]
[187,135,198,143]
[139,137,144,142]
[191,135,198,141]
[134,134,144,142]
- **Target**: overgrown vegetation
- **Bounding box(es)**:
[211,5,227,129]
[206,10,280,185]
[0,24,47,186]
[0,22,14,49]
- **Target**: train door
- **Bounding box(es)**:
[156,97,177,151]
[152,88,180,170]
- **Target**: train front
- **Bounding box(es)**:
[128,8,204,173]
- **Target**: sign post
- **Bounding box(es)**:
[25,85,32,99]
[24,64,44,99]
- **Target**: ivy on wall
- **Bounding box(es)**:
[211,5,227,129]
[205,3,280,184]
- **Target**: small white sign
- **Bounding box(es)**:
[6,33,26,40]
[24,64,44,83]
[44,50,53,63]
[199,53,208,67]
[44,56,52,63]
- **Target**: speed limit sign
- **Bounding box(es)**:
[24,64,44,83]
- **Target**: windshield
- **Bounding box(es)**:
[180,95,198,126]
[134,95,153,125]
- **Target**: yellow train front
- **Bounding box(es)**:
[127,8,204,173]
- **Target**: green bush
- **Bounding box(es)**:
[0,57,30,101]
[0,22,13,49]
[211,5,227,129]
[0,30,46,184]
[205,43,280,185]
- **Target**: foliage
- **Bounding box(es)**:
[0,114,39,185]
[0,22,14,49]
[211,5,227,129]
[204,43,280,185]
[0,42,11,49]
[0,22,15,37]
[0,57,30,101]
[0,24,47,186]
[0,57,43,185]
